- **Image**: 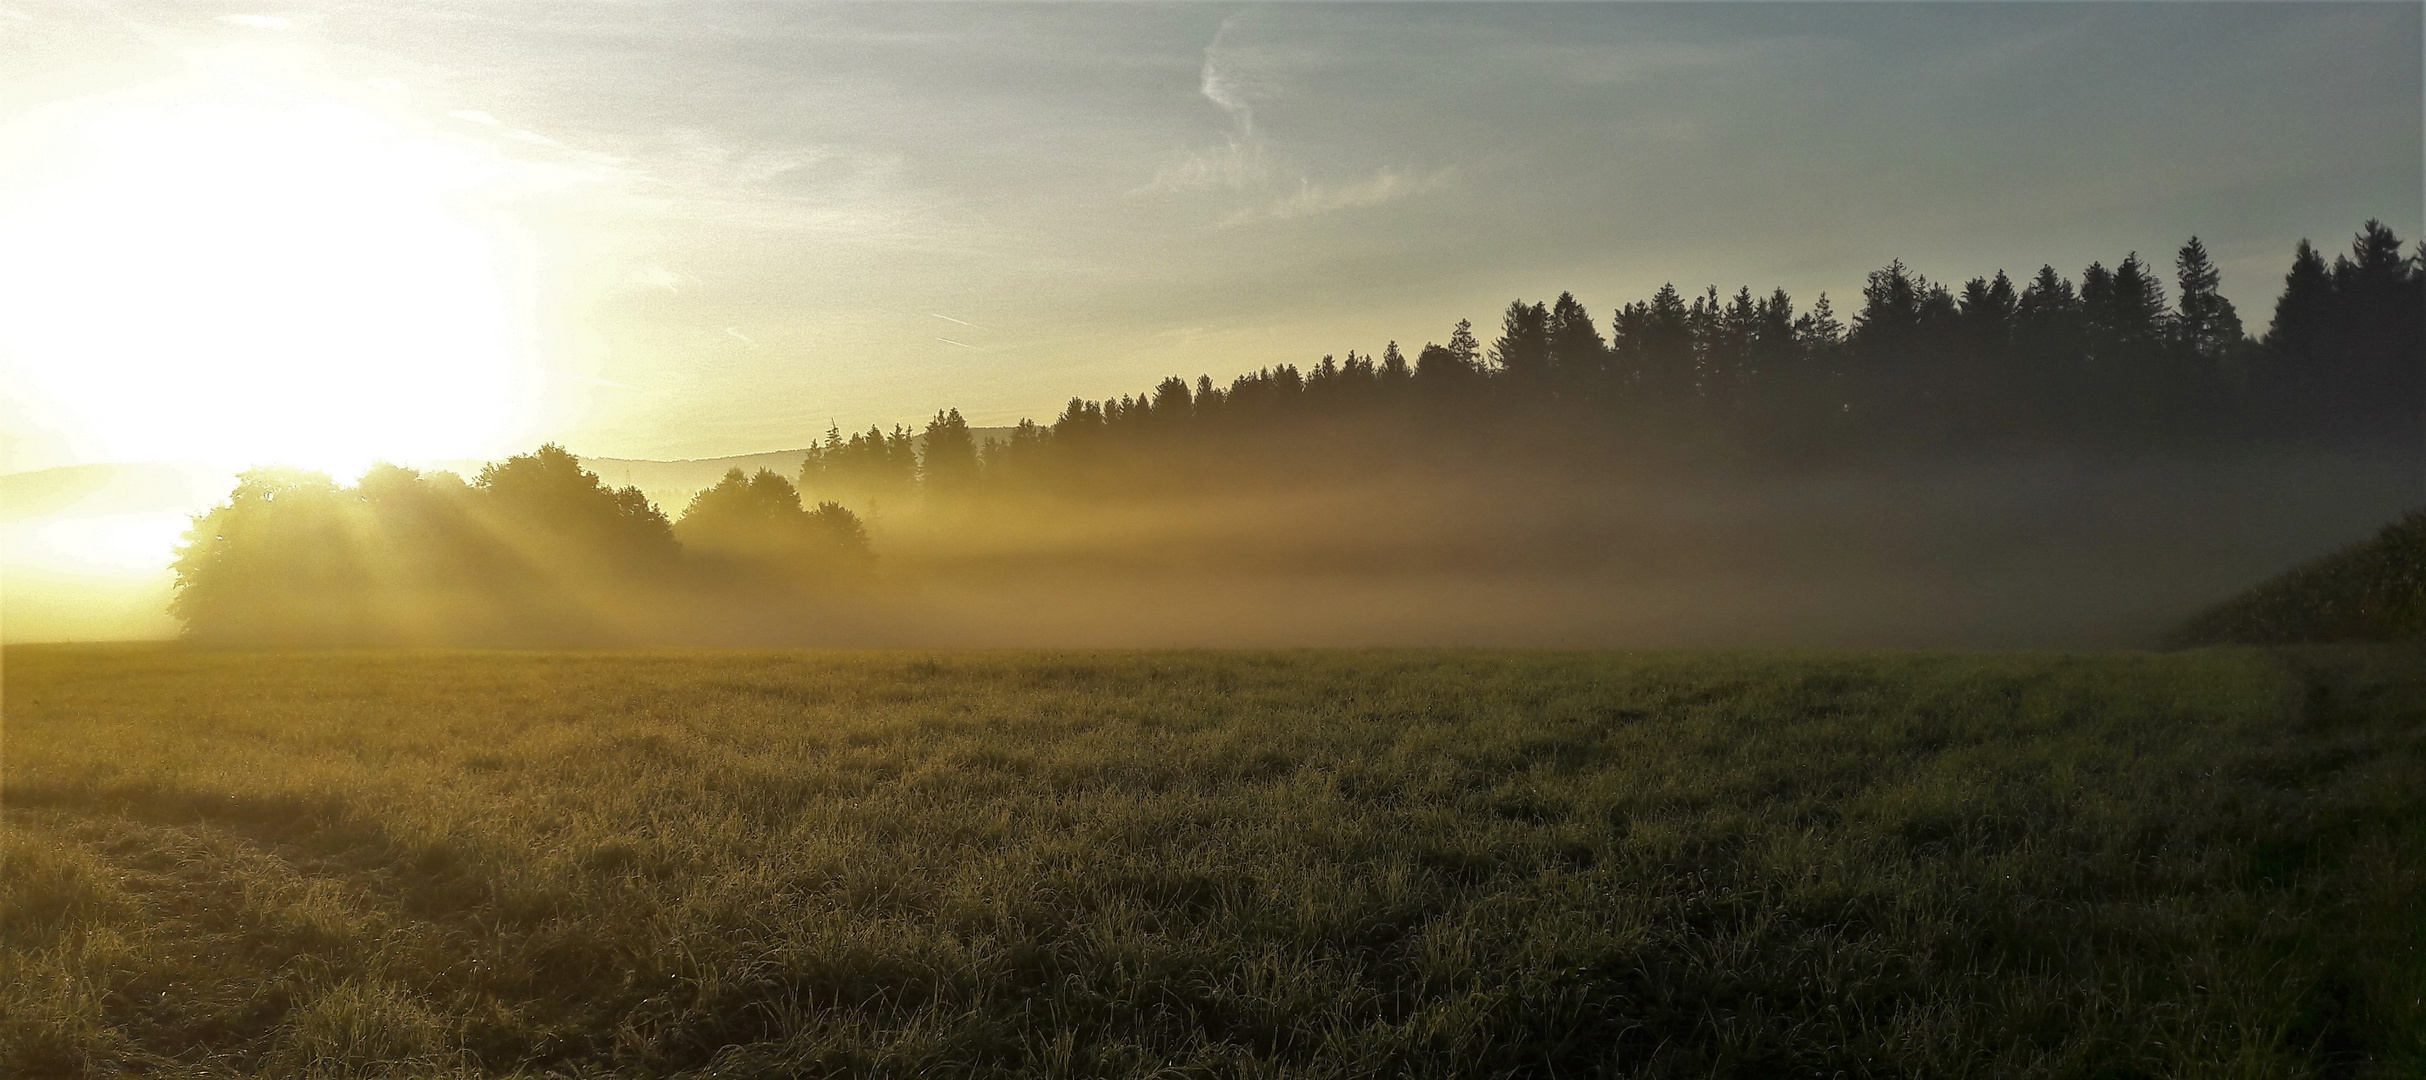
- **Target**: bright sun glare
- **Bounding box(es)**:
[0,41,547,480]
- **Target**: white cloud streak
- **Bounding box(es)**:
[1137,17,1270,195]
[1220,166,1456,228]
[1142,16,1447,226]
[1197,17,1255,140]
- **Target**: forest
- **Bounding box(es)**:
[171,222,2424,645]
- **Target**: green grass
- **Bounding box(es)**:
[5,646,2423,1078]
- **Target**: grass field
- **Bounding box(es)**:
[5,646,2423,1078]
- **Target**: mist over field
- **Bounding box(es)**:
[40,440,2397,650]
[859,449,2422,649]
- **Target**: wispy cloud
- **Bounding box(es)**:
[1220,166,1455,227]
[1137,17,1271,194]
[1140,140,1269,195]
[1197,18,1256,140]
[1140,16,1444,228]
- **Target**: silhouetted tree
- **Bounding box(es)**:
[922,408,980,492]
[477,444,676,571]
[1546,291,1606,389]
[2105,254,2170,356]
[803,425,918,512]
[2331,221,2425,438]
[1379,341,1411,384]
[1416,320,1484,389]
[678,466,871,574]
[804,501,871,556]
[1491,301,1551,385]
[1612,284,1694,405]
[2172,237,2243,361]
[1447,319,1483,371]
[172,469,365,642]
[1851,260,1926,358]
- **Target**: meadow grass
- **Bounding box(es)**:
[4,645,2422,1078]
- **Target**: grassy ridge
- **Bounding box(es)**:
[5,646,2423,1077]
[2173,510,2426,645]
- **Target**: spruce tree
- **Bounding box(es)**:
[921,408,979,492]
[2264,240,2334,361]
[1793,292,1843,351]
[1851,260,1924,359]
[1447,319,1482,369]
[1379,341,1411,383]
[2173,237,2242,360]
[1490,301,1551,382]
[1546,291,1606,384]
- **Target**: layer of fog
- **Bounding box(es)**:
[834,448,2421,649]
[7,447,2416,649]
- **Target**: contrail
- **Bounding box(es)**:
[725,327,754,345]
[931,313,980,328]
[938,337,974,349]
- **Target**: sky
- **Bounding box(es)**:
[0,1,2418,471]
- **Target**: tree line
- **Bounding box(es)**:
[172,220,2421,640]
[798,220,2419,507]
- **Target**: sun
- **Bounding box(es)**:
[0,42,551,480]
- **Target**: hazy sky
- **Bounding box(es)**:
[1,2,2418,468]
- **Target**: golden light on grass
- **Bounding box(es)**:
[0,41,549,481]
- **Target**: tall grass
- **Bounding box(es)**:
[5,646,2422,1077]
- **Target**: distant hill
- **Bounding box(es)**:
[575,450,818,517]
[2171,509,2426,645]
[0,461,234,522]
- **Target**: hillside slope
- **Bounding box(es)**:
[2173,509,2426,644]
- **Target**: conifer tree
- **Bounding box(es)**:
[2107,253,2169,353]
[921,408,979,492]
[1793,292,1843,351]
[1490,301,1551,381]
[1546,291,1606,382]
[1613,284,1696,401]
[1379,341,1411,383]
[1851,260,1924,357]
[2327,221,2424,436]
[2264,240,2335,361]
[2172,237,2243,360]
